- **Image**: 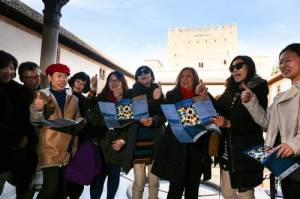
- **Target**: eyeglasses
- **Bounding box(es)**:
[136,69,151,76]
[23,75,40,81]
[109,78,121,84]
[230,62,244,72]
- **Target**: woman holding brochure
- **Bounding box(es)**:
[122,65,165,199]
[152,67,213,199]
[90,71,129,199]
[30,63,82,199]
[241,43,300,199]
[213,55,268,199]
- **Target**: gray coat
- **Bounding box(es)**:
[243,82,300,155]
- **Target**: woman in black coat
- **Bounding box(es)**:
[67,72,97,199]
[213,55,268,199]
[89,71,130,199]
[152,67,212,199]
[123,65,165,199]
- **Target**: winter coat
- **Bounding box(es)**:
[122,82,165,173]
[217,75,268,188]
[151,87,212,184]
[0,81,30,172]
[90,94,129,166]
[30,88,81,169]
[243,81,300,156]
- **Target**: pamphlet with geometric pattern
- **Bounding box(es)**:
[161,97,221,143]
[99,95,149,129]
[243,145,300,180]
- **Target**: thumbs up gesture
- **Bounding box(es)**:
[195,79,207,97]
[90,74,98,92]
[153,82,163,100]
[241,83,253,103]
[34,92,44,111]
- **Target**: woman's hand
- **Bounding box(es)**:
[272,143,295,158]
[140,117,153,127]
[112,139,125,151]
[195,79,208,98]
[212,116,231,128]
[90,74,98,92]
[241,83,253,103]
[34,92,44,111]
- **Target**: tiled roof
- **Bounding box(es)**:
[0,0,134,79]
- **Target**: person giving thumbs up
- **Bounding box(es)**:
[33,92,44,111]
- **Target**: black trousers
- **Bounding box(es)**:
[67,181,84,199]
[281,177,300,199]
[8,147,37,199]
[167,146,204,199]
[36,166,67,199]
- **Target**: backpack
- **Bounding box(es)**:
[66,141,101,185]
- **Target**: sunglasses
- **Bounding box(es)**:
[230,62,244,72]
[136,68,151,76]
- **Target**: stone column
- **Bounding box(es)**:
[40,0,69,88]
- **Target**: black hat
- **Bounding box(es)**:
[68,72,91,93]
[134,65,155,82]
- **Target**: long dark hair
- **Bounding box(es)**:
[97,71,128,99]
[226,55,257,92]
[279,43,300,58]
[174,67,200,90]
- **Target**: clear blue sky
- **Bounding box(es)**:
[23,0,300,73]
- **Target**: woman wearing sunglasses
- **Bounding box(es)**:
[123,65,165,199]
[213,55,269,199]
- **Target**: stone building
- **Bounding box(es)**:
[168,24,238,70]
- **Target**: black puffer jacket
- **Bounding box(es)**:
[217,75,269,188]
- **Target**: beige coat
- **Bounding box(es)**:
[243,82,300,155]
[30,88,81,168]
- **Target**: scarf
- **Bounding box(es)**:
[180,86,195,99]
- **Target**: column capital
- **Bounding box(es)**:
[42,0,69,16]
[42,0,69,27]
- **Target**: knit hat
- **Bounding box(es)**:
[68,72,91,93]
[45,63,70,76]
[134,65,155,82]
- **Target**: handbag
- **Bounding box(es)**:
[66,139,102,185]
[208,131,220,157]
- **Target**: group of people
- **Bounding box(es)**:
[0,42,300,199]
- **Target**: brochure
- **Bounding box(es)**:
[33,118,85,128]
[161,97,221,143]
[243,145,300,180]
[98,95,149,129]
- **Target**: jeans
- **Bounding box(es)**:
[90,164,121,199]
[132,163,159,199]
[220,169,255,199]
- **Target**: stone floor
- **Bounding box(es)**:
[0,167,281,199]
